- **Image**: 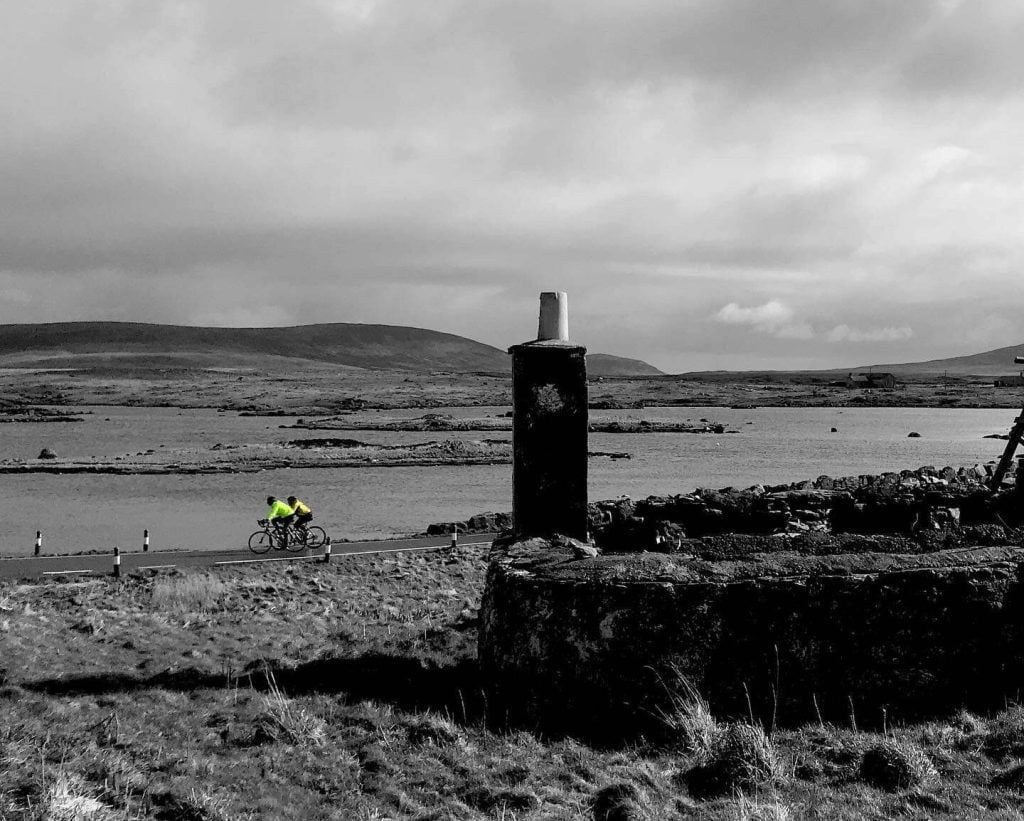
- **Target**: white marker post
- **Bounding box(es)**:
[34,531,41,556]
[450,527,458,550]
[113,547,121,578]
[323,536,332,564]
[143,529,150,552]
[537,291,570,341]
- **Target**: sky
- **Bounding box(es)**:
[3,0,1024,372]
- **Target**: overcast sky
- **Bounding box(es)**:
[3,1,1024,372]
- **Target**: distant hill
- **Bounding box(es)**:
[853,343,1024,378]
[586,354,664,377]
[0,322,510,373]
[0,322,665,377]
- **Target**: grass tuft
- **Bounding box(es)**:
[688,722,782,799]
[39,770,115,821]
[402,712,464,746]
[592,781,654,821]
[253,671,327,747]
[734,791,793,821]
[655,670,719,758]
[151,574,226,614]
[858,738,938,791]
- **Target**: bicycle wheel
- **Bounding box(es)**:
[248,530,274,554]
[285,527,307,553]
[304,526,327,548]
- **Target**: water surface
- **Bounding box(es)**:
[0,405,1012,555]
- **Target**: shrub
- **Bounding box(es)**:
[688,723,781,799]
[859,739,938,791]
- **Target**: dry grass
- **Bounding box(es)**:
[859,738,938,791]
[150,573,226,614]
[4,547,1024,819]
[657,668,719,758]
[253,670,327,747]
[38,771,118,821]
[734,792,794,821]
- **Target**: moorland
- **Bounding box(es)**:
[6,322,1024,818]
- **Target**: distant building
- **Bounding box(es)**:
[845,372,898,389]
[995,374,1024,387]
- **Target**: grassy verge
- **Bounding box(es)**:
[3,547,1024,819]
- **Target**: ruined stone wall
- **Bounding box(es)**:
[591,464,1010,550]
[479,537,1024,742]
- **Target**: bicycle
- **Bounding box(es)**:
[248,520,328,554]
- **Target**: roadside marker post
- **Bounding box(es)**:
[323,537,332,564]
[143,529,149,552]
[450,528,458,550]
[113,547,121,578]
[34,531,41,556]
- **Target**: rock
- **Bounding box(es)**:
[908,431,921,438]
[572,543,600,559]
[37,447,57,459]
[549,534,598,559]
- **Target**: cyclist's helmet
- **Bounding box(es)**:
[287,496,297,505]
[266,496,276,504]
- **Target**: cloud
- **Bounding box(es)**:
[3,2,1024,370]
[714,300,814,340]
[826,325,915,343]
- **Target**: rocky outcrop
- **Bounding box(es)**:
[426,512,512,535]
[479,537,1024,741]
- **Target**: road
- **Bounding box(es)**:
[0,533,499,580]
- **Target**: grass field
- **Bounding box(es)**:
[4,547,1024,819]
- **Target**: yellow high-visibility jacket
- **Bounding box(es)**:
[267,500,294,520]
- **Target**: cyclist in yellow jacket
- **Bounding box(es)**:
[287,496,313,536]
[265,496,295,546]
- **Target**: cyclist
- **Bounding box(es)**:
[288,496,313,537]
[264,496,295,547]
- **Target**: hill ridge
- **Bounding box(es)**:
[0,321,664,376]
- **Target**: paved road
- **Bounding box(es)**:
[0,533,499,580]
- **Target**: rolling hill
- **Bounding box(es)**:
[586,353,664,377]
[0,322,664,376]
[0,322,510,373]
[856,343,1024,377]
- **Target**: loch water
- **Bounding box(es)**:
[0,405,1013,555]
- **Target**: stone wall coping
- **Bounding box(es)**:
[491,538,1024,586]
